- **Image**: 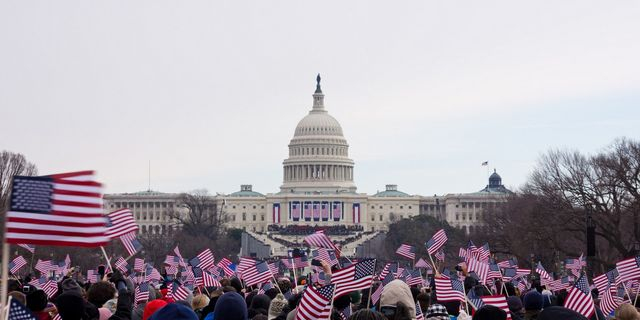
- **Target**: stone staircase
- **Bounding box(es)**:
[245,230,383,257]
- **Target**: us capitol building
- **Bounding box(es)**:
[103,75,511,255]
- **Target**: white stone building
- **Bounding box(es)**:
[103,76,511,236]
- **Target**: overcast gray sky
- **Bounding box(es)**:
[1,1,639,196]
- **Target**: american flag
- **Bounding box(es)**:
[332,259,376,298]
[202,270,222,287]
[217,258,234,277]
[616,256,640,283]
[243,261,273,287]
[600,284,623,315]
[396,244,416,260]
[291,202,300,220]
[7,297,38,320]
[371,272,395,305]
[268,262,279,275]
[312,202,320,221]
[405,269,424,287]
[434,275,465,302]
[105,208,138,239]
[312,248,338,267]
[497,258,517,269]
[476,243,491,262]
[120,232,142,256]
[42,280,58,298]
[415,302,425,320]
[475,295,512,320]
[9,256,28,274]
[237,257,257,275]
[87,270,98,283]
[311,272,327,285]
[258,282,274,295]
[379,263,397,280]
[487,263,502,280]
[134,282,150,304]
[35,259,54,275]
[115,257,129,274]
[145,267,162,283]
[536,262,552,283]
[321,202,329,220]
[425,229,447,255]
[133,258,144,272]
[165,255,182,266]
[17,243,35,254]
[295,284,335,320]
[564,274,595,318]
[304,230,338,251]
[415,258,431,269]
[165,265,178,275]
[189,248,215,271]
[467,258,489,284]
[5,171,108,247]
[593,269,618,293]
[435,250,445,262]
[171,283,191,301]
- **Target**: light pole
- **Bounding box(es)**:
[586,206,596,278]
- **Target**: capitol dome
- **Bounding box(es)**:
[280,75,357,194]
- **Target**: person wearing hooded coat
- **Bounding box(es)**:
[211,292,249,320]
[380,279,416,320]
[248,294,272,319]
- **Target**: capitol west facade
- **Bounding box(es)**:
[103,76,511,237]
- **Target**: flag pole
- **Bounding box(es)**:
[100,246,113,273]
[4,296,13,320]
[0,243,10,318]
[366,259,376,310]
[428,253,437,273]
[28,247,36,274]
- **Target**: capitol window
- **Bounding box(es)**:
[408,206,412,209]
[400,206,403,209]
[233,206,236,209]
[252,215,256,221]
[242,213,246,221]
[379,215,383,221]
[456,214,459,220]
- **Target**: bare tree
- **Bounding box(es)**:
[480,138,640,273]
[0,150,38,213]
[167,189,227,241]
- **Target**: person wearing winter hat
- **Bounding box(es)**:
[472,305,507,320]
[230,278,244,293]
[55,291,86,320]
[214,292,249,320]
[507,296,525,320]
[425,304,449,320]
[148,302,199,320]
[268,293,288,320]
[61,278,83,294]
[537,306,587,320]
[248,294,271,318]
[380,279,416,319]
[26,289,52,320]
[522,290,543,320]
[143,299,168,320]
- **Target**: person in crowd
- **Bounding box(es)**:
[472,305,507,320]
[348,309,387,320]
[379,279,416,320]
[149,302,199,320]
[537,306,587,320]
[248,294,272,318]
[416,292,431,313]
[192,293,211,319]
[523,290,543,320]
[424,304,449,320]
[268,293,288,320]
[507,296,525,320]
[143,299,168,320]
[614,303,640,320]
[87,281,117,309]
[26,289,53,320]
[210,291,249,320]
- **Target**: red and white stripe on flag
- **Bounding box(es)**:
[564,275,595,318]
[105,208,139,239]
[481,295,512,320]
[426,229,447,255]
[616,257,640,283]
[352,203,360,224]
[395,244,416,260]
[273,203,280,224]
[5,171,108,247]
[295,284,336,320]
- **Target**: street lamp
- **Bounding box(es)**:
[586,206,596,277]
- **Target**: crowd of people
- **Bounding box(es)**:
[5,262,640,320]
[266,225,364,236]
